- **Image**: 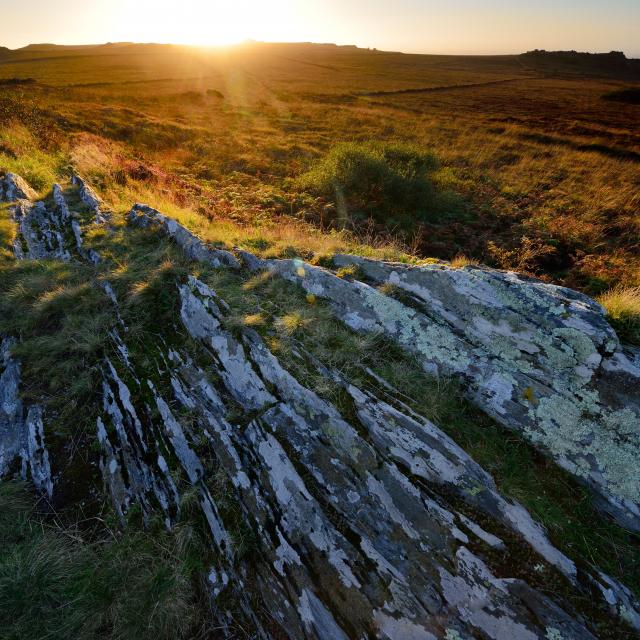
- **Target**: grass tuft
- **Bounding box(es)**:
[0,482,212,640]
[598,286,640,345]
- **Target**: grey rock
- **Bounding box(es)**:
[127,204,240,268]
[6,177,102,264]
[52,183,71,222]
[72,174,109,224]
[0,338,53,497]
[0,337,24,477]
[97,357,181,525]
[243,253,640,532]
[172,276,637,636]
[0,172,38,201]
[24,405,53,497]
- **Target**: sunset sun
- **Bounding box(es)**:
[112,0,304,46]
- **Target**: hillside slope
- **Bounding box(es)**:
[1,42,638,295]
[1,172,639,639]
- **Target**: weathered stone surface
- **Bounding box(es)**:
[123,200,640,531]
[72,174,108,224]
[0,337,53,496]
[171,277,637,637]
[2,178,104,265]
[127,203,240,268]
[3,175,640,637]
[0,337,24,477]
[235,253,640,533]
[0,172,38,201]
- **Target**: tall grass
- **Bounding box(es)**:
[296,141,458,228]
[598,286,640,345]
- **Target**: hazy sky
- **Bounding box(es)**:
[0,0,638,56]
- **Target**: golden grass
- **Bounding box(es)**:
[1,43,638,292]
[98,179,414,263]
[598,286,640,344]
[450,254,479,268]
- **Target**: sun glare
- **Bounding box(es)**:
[113,0,305,47]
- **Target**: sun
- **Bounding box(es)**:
[112,0,303,47]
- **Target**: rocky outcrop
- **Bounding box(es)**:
[9,180,103,263]
[123,204,640,532]
[91,273,638,638]
[228,252,640,533]
[127,203,240,268]
[2,175,640,638]
[72,174,108,224]
[0,337,52,496]
[0,172,38,202]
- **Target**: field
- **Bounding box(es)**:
[0,42,638,296]
[1,42,640,639]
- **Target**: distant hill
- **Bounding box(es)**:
[521,49,640,79]
[19,43,106,51]
[0,41,637,82]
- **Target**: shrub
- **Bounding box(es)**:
[296,141,452,227]
[602,88,640,105]
[598,286,640,345]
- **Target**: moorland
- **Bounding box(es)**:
[1,41,639,640]
[0,42,638,298]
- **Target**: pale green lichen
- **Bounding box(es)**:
[356,283,472,373]
[445,629,464,640]
[465,483,485,497]
[276,257,640,514]
[531,393,640,503]
[619,605,636,625]
[545,628,564,640]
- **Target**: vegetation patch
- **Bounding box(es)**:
[602,87,640,104]
[598,286,640,345]
[296,141,465,229]
[0,482,214,640]
[0,78,37,86]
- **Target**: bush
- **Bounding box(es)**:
[602,88,640,105]
[598,286,640,345]
[296,141,452,227]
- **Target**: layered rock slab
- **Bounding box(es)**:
[1,177,639,637]
[236,252,640,533]
[126,203,640,531]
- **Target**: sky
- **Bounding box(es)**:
[0,0,638,57]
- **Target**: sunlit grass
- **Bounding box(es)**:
[598,286,640,345]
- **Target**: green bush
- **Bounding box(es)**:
[296,141,455,227]
[602,87,640,105]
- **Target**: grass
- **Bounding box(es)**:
[0,482,213,640]
[0,42,637,292]
[599,286,640,345]
[295,141,455,228]
[1,42,639,635]
[0,126,66,195]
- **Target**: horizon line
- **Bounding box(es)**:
[2,39,638,60]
